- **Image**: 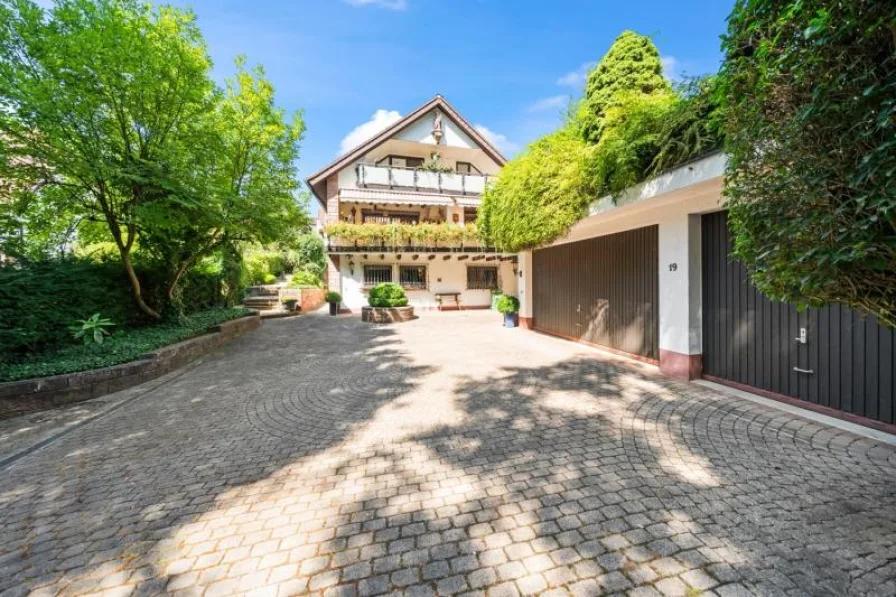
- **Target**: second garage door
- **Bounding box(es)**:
[702,211,895,425]
[532,225,659,360]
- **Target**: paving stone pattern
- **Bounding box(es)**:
[1,311,895,597]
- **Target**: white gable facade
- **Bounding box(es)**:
[306,96,516,312]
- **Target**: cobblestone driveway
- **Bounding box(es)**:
[2,311,895,597]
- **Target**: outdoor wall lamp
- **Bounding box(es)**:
[348,260,355,275]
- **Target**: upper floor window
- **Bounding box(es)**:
[364,265,392,286]
[467,266,498,290]
[362,210,419,225]
[377,155,424,169]
[456,162,481,175]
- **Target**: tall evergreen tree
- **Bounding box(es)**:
[577,30,670,144]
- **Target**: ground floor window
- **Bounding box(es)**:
[467,266,498,290]
[399,265,427,289]
[363,265,392,286]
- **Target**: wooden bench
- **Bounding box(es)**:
[435,292,462,311]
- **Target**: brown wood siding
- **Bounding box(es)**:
[702,211,895,424]
[533,226,659,360]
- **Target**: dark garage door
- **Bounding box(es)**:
[532,226,659,360]
[702,211,895,425]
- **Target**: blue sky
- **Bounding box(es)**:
[167,0,733,183]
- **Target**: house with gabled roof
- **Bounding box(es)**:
[306,95,517,312]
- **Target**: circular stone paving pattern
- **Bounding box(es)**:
[245,372,406,444]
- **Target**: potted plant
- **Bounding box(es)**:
[282,298,298,312]
[496,295,520,328]
[491,291,503,311]
[325,291,341,316]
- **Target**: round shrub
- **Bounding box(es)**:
[289,270,323,288]
[262,273,277,285]
[325,291,342,304]
[495,295,520,315]
[368,283,409,308]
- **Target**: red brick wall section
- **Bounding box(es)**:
[326,174,339,224]
[327,255,341,294]
[300,289,327,312]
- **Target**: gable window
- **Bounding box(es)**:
[399,266,427,290]
[364,265,392,286]
[467,266,498,290]
[456,161,480,175]
[377,155,424,169]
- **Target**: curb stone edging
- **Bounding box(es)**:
[0,314,261,420]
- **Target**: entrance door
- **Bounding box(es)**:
[701,211,895,424]
[532,226,659,360]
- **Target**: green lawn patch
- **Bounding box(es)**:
[0,307,251,383]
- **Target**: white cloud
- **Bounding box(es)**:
[527,95,569,113]
[474,124,519,156]
[339,109,402,155]
[344,0,407,10]
[556,62,595,88]
[661,55,679,81]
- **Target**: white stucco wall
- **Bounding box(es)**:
[396,111,475,148]
[337,256,517,311]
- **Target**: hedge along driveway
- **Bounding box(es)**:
[0,307,251,382]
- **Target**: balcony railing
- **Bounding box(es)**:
[357,163,490,195]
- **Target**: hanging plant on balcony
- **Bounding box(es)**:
[324,222,483,249]
[421,152,454,173]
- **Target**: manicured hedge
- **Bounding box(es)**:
[0,259,225,359]
[368,283,409,308]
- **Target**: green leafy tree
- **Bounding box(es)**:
[0,0,216,319]
[721,0,896,327]
[478,128,597,253]
[577,30,670,144]
[139,59,309,309]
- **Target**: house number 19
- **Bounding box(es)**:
[668,263,678,272]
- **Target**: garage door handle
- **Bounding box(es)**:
[793,367,815,375]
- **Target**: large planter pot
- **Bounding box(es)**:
[329,302,338,316]
[361,306,415,324]
[503,313,519,328]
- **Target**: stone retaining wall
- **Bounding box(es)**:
[0,314,261,420]
[361,306,416,323]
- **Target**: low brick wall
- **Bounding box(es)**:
[0,314,261,420]
[361,306,416,323]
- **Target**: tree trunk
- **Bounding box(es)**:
[166,260,192,302]
[123,251,161,320]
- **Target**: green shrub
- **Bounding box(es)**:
[368,283,408,308]
[288,270,323,288]
[244,250,285,285]
[262,273,277,285]
[495,295,520,315]
[0,258,225,359]
[325,291,342,304]
[0,307,250,381]
[721,0,896,327]
[478,127,597,253]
